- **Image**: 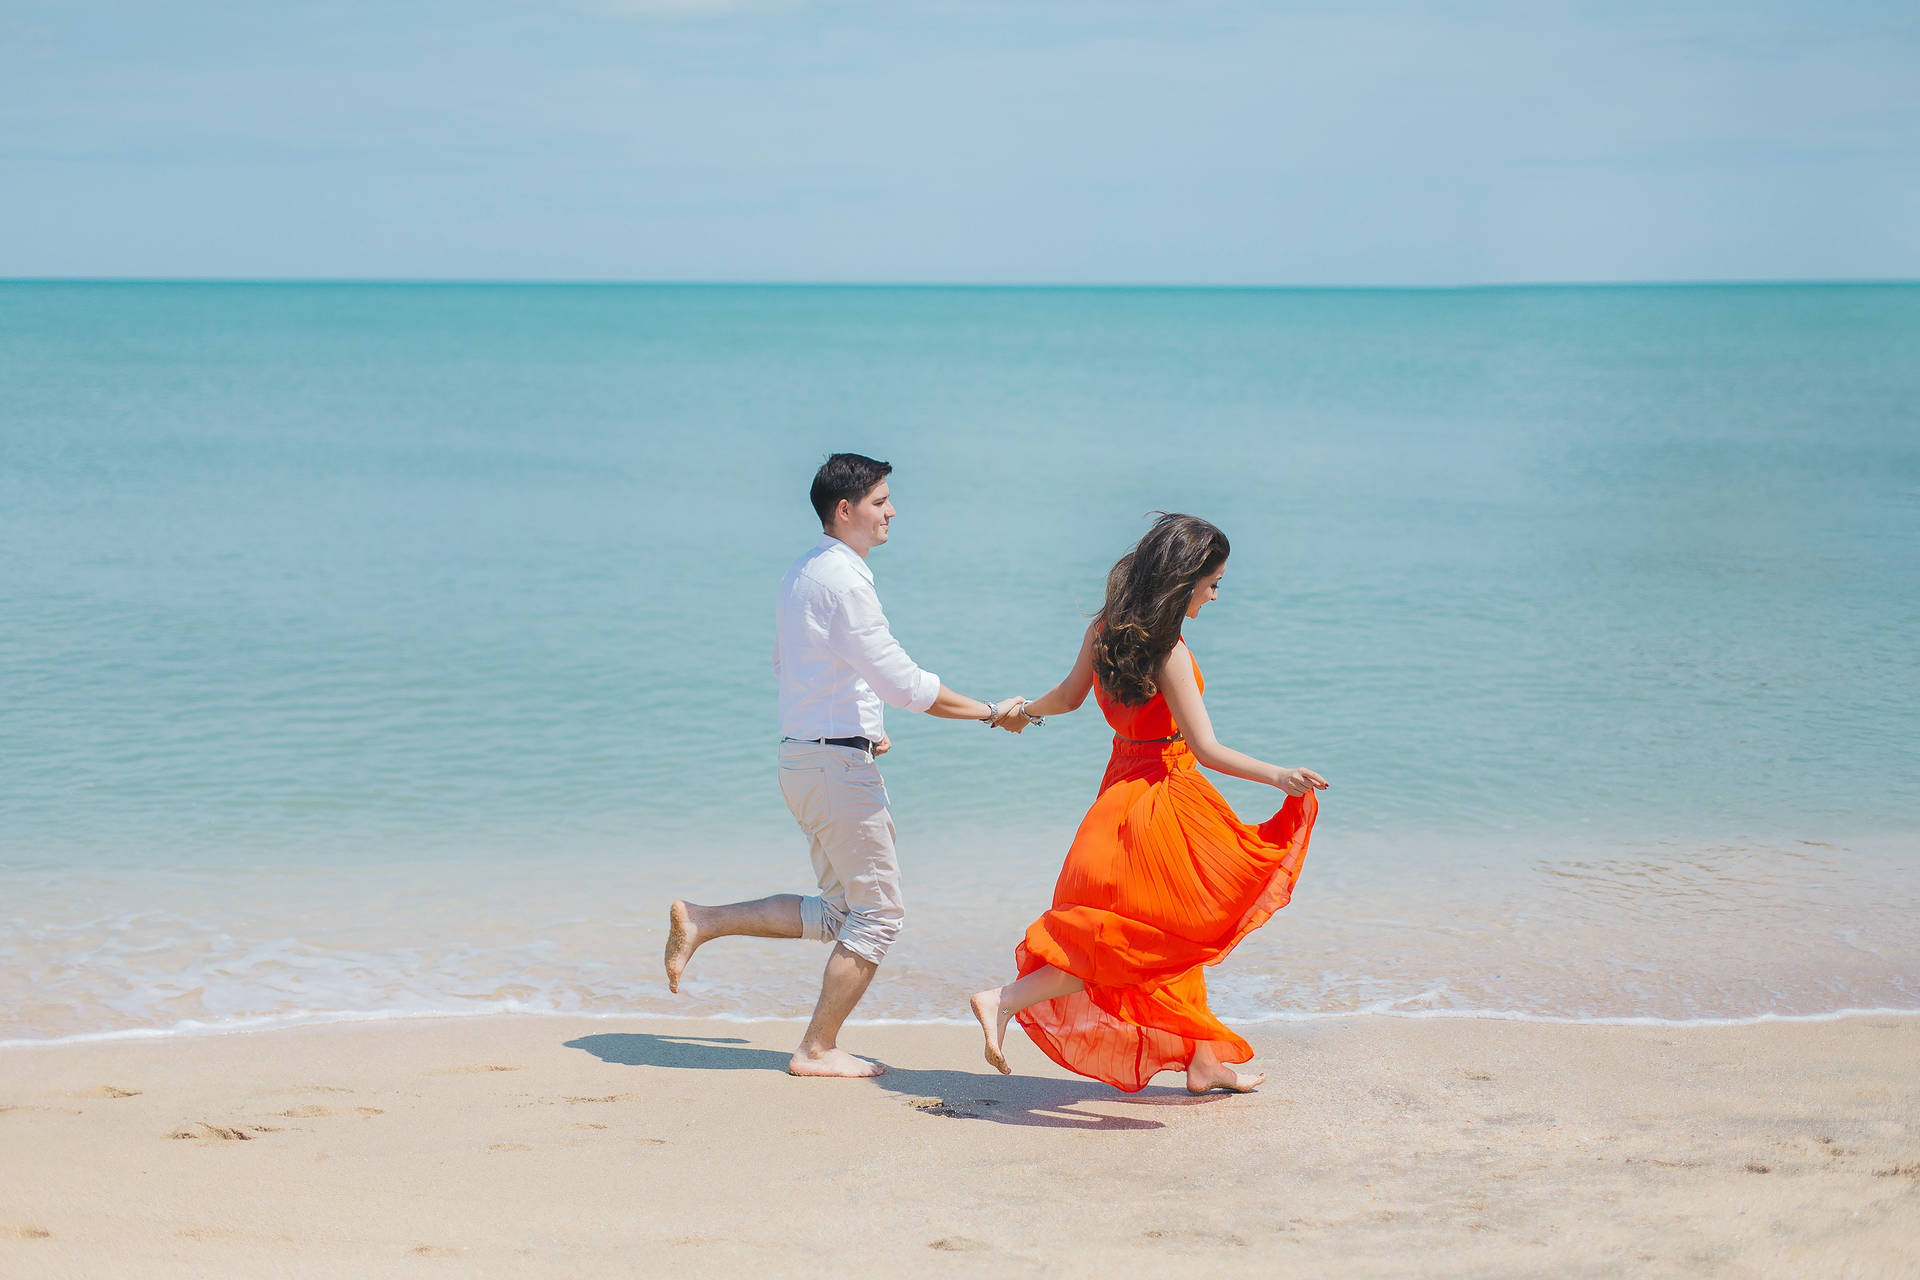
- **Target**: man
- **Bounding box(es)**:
[664,453,1025,1078]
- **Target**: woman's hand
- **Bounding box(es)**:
[1271,767,1328,796]
[874,736,892,756]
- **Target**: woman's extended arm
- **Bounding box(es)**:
[1020,621,1100,720]
[1157,642,1328,796]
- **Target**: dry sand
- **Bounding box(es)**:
[1,1013,1915,1278]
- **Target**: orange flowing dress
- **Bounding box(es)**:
[1014,650,1318,1092]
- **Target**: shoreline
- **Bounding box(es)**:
[8,1003,1920,1054]
[3,1011,1915,1276]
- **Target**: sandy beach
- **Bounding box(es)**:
[1,1013,1914,1277]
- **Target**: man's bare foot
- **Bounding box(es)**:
[664,901,702,994]
[969,989,1013,1075]
[1186,1062,1265,1095]
[787,1047,886,1078]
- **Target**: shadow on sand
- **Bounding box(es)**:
[564,1031,1225,1131]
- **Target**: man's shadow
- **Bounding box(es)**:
[564,1032,1225,1130]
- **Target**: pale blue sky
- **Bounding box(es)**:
[3,1,1916,283]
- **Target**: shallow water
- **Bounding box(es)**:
[3,282,1917,1040]
[3,832,1915,1046]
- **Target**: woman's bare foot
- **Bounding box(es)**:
[969,989,1013,1075]
[787,1047,886,1078]
[1186,1062,1265,1094]
[664,901,702,993]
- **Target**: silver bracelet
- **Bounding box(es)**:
[980,700,998,723]
[1020,700,1045,726]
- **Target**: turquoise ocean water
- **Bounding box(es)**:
[3,282,1917,1042]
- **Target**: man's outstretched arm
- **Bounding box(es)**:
[923,684,1026,729]
[829,585,1025,731]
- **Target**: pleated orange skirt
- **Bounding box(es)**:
[1014,737,1316,1092]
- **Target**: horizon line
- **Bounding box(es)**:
[3,275,1917,291]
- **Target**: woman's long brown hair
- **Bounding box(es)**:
[1092,513,1230,706]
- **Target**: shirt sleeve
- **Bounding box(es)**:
[827,579,940,713]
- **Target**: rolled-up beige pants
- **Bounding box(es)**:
[776,740,904,965]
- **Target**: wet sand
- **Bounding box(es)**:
[1,1013,1915,1277]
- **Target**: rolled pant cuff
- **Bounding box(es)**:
[797,894,836,944]
[832,921,896,966]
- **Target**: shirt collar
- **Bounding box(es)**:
[816,532,874,584]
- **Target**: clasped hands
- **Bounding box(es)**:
[987,697,1036,734]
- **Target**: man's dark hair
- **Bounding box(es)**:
[809,453,892,528]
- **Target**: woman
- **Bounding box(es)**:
[972,513,1327,1094]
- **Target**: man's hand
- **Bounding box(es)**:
[873,736,891,757]
[989,697,1030,734]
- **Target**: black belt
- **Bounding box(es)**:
[786,736,877,754]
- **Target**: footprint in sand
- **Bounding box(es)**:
[1143,1227,1247,1247]
[277,1105,334,1119]
[928,1237,989,1252]
[409,1244,460,1257]
[436,1065,522,1075]
[169,1123,279,1142]
[84,1085,142,1099]
[2,1227,52,1241]
[487,1142,532,1152]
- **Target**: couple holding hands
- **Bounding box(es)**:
[665,453,1325,1094]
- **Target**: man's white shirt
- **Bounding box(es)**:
[775,534,939,743]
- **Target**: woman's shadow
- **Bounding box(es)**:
[564,1032,1225,1130]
